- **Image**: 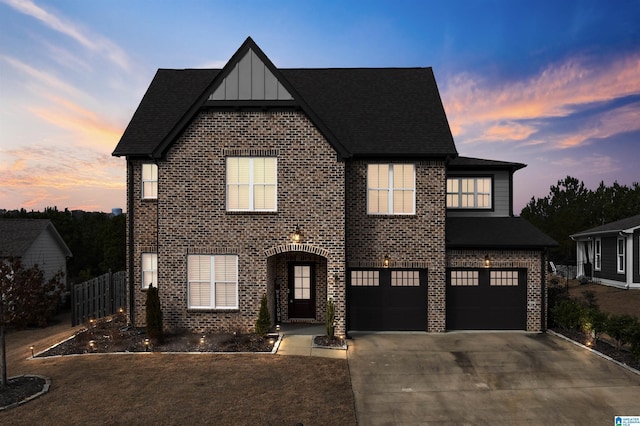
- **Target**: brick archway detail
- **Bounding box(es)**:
[264,243,330,259]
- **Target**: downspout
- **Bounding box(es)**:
[541,249,547,331]
[127,159,135,326]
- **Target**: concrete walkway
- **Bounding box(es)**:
[275,323,347,359]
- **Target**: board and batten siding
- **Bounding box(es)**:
[209,48,293,101]
[446,170,511,217]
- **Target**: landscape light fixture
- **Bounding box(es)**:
[484,254,491,268]
[144,338,150,351]
[383,254,390,268]
[30,345,34,357]
[291,225,303,243]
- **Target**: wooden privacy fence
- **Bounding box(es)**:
[71,270,127,326]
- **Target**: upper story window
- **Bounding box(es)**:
[447,177,492,209]
[594,238,601,271]
[617,237,625,273]
[367,164,415,215]
[141,164,158,199]
[227,157,277,211]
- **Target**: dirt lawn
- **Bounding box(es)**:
[566,280,640,318]
[0,315,356,425]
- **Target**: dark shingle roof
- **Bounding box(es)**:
[112,69,219,157]
[113,39,457,159]
[448,156,526,171]
[0,219,72,258]
[571,214,640,238]
[447,217,558,249]
[282,68,456,157]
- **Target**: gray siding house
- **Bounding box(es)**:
[112,37,556,335]
[571,214,640,289]
[0,219,72,287]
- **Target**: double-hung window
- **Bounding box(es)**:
[141,253,157,289]
[594,238,601,271]
[227,157,277,211]
[367,164,415,215]
[188,255,238,309]
[141,164,158,199]
[447,177,492,209]
[617,237,625,273]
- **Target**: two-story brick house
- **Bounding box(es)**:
[112,37,556,336]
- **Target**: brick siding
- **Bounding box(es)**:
[128,111,346,334]
[345,160,448,332]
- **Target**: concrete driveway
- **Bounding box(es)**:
[348,332,640,424]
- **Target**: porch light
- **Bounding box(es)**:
[291,225,303,243]
[383,254,390,268]
[484,254,491,268]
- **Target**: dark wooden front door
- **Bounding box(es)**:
[288,263,315,319]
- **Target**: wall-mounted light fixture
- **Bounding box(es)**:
[484,254,491,268]
[383,254,390,268]
[291,225,303,243]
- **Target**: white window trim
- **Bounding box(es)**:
[594,238,601,271]
[187,255,239,309]
[141,253,157,289]
[617,237,625,273]
[141,163,158,200]
[226,157,277,212]
[446,177,492,209]
[367,164,416,215]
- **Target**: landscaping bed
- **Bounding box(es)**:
[35,314,276,356]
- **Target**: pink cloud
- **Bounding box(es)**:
[442,52,640,149]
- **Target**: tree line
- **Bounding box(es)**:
[0,207,125,284]
[520,177,640,263]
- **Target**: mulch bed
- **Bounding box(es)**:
[36,314,276,356]
[0,376,46,410]
[552,328,640,372]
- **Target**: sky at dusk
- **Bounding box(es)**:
[1,0,639,213]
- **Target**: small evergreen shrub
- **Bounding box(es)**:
[580,307,608,343]
[606,314,639,350]
[255,294,271,336]
[551,298,584,330]
[145,284,163,342]
[326,298,335,339]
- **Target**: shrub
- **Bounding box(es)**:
[606,314,639,350]
[551,298,584,330]
[255,294,271,336]
[326,298,335,339]
[145,284,163,342]
[628,324,640,362]
[580,308,608,343]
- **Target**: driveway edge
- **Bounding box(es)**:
[548,330,640,376]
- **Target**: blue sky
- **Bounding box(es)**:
[1,0,639,213]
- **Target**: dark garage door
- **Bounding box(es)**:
[348,268,427,331]
[446,268,527,330]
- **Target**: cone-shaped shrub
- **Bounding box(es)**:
[326,298,335,339]
[255,294,271,336]
[145,284,163,342]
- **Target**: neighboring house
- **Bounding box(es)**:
[112,37,556,335]
[571,214,640,289]
[0,219,73,287]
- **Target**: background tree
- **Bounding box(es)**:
[0,207,125,283]
[521,177,640,263]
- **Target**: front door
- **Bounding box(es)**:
[288,263,315,319]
